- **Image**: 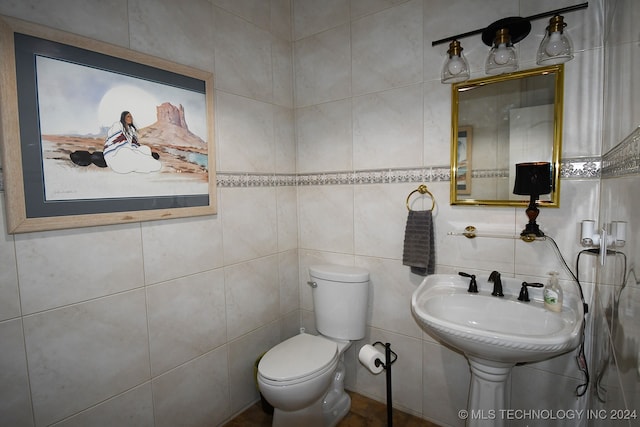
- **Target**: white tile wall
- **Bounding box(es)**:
[352,84,424,169]
[216,92,276,173]
[293,0,609,424]
[298,185,354,253]
[52,384,154,427]
[1,0,630,425]
[296,99,353,173]
[23,290,150,426]
[350,0,412,20]
[224,256,280,340]
[355,256,424,339]
[15,225,145,315]
[147,269,227,376]
[0,319,33,427]
[151,347,231,427]
[221,187,278,264]
[0,200,20,321]
[212,7,274,102]
[354,183,420,259]
[129,0,215,72]
[211,0,271,31]
[293,24,351,106]
[292,0,349,40]
[278,249,300,315]
[141,216,224,285]
[274,106,296,170]
[0,0,297,425]
[0,0,130,47]
[270,0,293,42]
[351,0,423,95]
[423,80,453,165]
[228,321,281,414]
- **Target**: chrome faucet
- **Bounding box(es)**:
[488,271,504,297]
[459,271,478,293]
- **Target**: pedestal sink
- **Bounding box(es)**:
[411,274,584,427]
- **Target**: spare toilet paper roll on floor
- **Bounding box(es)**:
[358,344,384,374]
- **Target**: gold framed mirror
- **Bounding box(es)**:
[450,65,564,207]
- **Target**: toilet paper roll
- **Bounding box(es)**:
[358,344,384,374]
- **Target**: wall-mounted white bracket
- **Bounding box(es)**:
[580,220,626,265]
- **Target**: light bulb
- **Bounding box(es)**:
[447,56,464,75]
[493,44,513,65]
[544,32,564,56]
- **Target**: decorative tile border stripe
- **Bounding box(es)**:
[472,168,509,179]
[602,126,640,178]
[561,157,601,179]
[216,173,296,187]
[0,157,613,193]
[217,160,597,188]
[296,167,451,186]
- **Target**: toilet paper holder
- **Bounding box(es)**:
[370,341,397,370]
[361,342,398,427]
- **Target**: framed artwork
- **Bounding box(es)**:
[0,16,216,233]
[456,126,472,195]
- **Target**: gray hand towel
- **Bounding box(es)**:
[402,210,435,276]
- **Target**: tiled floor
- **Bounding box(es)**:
[224,391,440,426]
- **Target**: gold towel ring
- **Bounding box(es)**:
[406,184,435,211]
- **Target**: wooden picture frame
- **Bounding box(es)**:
[456,126,472,195]
[0,16,216,233]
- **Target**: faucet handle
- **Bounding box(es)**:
[488,271,500,282]
[517,282,544,302]
[459,272,478,293]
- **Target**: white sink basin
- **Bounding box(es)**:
[411,274,584,364]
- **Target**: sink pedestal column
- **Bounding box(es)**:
[466,357,514,427]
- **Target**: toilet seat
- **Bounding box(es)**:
[259,334,338,385]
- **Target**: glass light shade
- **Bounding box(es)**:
[485,43,518,74]
[537,16,574,65]
[441,40,470,84]
[485,28,518,75]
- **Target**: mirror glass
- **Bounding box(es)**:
[450,65,564,206]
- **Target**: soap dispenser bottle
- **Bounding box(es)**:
[543,271,563,312]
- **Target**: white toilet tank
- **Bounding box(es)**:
[309,264,369,341]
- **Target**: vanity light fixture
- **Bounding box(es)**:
[432,2,587,83]
[513,162,552,241]
[441,40,470,83]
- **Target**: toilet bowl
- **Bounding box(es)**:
[258,334,339,409]
[257,264,369,427]
[258,333,351,427]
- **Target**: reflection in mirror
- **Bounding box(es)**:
[450,65,563,206]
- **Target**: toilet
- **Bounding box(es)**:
[257,264,370,427]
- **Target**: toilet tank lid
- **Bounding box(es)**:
[309,264,369,283]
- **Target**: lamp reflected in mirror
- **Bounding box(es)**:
[513,162,552,239]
